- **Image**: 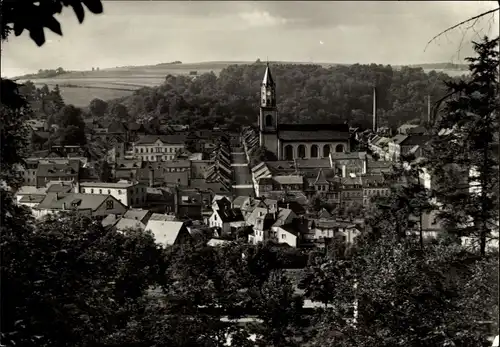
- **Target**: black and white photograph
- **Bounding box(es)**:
[1,1,499,346]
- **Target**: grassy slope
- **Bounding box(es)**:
[23,61,468,107]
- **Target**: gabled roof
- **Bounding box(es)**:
[36,160,80,177]
[278,124,350,141]
[115,218,146,231]
[272,208,295,228]
[123,209,150,222]
[80,181,140,188]
[145,217,190,245]
[294,158,331,169]
[215,208,245,223]
[273,175,304,185]
[232,196,251,209]
[35,193,123,211]
[330,152,366,161]
[46,183,73,193]
[313,169,329,185]
[19,194,46,204]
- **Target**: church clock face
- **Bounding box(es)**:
[266,90,272,96]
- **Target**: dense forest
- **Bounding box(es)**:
[22,63,463,131]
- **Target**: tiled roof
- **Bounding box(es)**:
[400,135,432,146]
[135,134,186,145]
[313,169,329,185]
[279,130,350,141]
[295,158,331,168]
[35,193,117,211]
[115,218,146,231]
[390,134,409,145]
[80,181,139,188]
[216,208,245,223]
[273,175,304,185]
[330,152,366,161]
[232,196,251,209]
[145,218,188,245]
[36,159,80,177]
[46,183,73,193]
[123,209,150,222]
[19,194,46,203]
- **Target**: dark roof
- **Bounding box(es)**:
[36,160,80,177]
[107,121,128,133]
[400,135,432,146]
[135,134,186,145]
[46,183,73,193]
[278,123,350,141]
[127,122,144,131]
[217,208,244,223]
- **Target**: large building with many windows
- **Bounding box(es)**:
[133,135,186,162]
[258,63,351,161]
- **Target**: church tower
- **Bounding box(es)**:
[259,63,279,156]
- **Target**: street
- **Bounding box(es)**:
[230,145,255,197]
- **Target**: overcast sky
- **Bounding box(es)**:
[2,1,499,77]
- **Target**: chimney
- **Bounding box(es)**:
[372,86,378,133]
[287,203,290,210]
[148,169,154,187]
[62,202,66,210]
[342,165,347,178]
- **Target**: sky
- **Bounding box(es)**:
[2,1,499,77]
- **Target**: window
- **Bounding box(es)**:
[297,145,306,158]
[335,144,344,153]
[91,188,94,193]
[118,190,122,194]
[140,148,144,153]
[106,200,114,210]
[108,189,111,194]
[265,114,273,127]
[281,234,286,239]
[99,189,102,194]
[310,144,319,158]
[323,145,331,157]
[82,188,85,193]
[284,145,293,160]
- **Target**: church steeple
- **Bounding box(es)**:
[262,62,275,87]
[261,63,276,108]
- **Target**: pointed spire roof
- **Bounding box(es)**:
[314,169,329,185]
[262,63,275,87]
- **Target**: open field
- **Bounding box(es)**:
[23,61,469,107]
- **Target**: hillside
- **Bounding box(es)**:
[22,61,468,107]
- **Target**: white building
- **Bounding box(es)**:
[133,135,186,162]
[79,181,147,207]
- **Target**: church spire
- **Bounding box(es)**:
[262,62,275,87]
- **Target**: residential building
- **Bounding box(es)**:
[79,181,147,207]
[208,208,246,235]
[145,214,193,246]
[35,159,80,188]
[33,193,126,219]
[329,152,367,177]
[362,175,390,206]
[133,135,186,162]
[340,176,363,208]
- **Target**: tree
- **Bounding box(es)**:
[427,36,499,256]
[89,98,108,118]
[51,84,65,112]
[95,159,113,182]
[107,103,130,121]
[1,213,164,347]
[1,0,103,46]
[249,270,305,347]
[55,105,87,145]
[311,237,498,347]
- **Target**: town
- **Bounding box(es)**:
[2,1,499,347]
[15,63,497,252]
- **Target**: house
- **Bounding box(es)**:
[114,159,143,181]
[246,206,297,244]
[212,196,232,212]
[33,193,127,219]
[208,208,246,235]
[362,174,390,206]
[79,181,147,207]
[35,159,80,188]
[329,152,367,177]
[340,176,363,209]
[306,219,362,247]
[133,135,186,162]
[272,222,305,247]
[145,214,193,246]
[366,159,393,175]
[368,136,391,160]
[123,208,152,225]
[114,217,147,233]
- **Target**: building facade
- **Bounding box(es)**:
[258,63,351,160]
[79,181,147,207]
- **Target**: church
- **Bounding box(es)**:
[258,63,351,161]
